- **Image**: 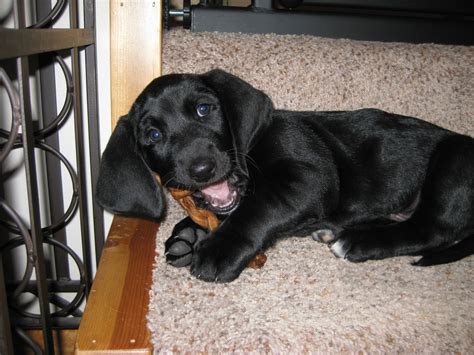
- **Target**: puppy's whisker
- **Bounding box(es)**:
[226,148,261,173]
[163,175,180,188]
[238,153,262,175]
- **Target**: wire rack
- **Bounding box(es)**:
[0,1,104,353]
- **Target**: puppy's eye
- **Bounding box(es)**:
[147,129,161,142]
[196,103,211,117]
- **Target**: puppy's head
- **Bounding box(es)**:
[96,69,273,220]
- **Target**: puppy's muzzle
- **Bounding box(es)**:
[189,158,216,183]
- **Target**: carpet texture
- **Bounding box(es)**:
[148,29,474,353]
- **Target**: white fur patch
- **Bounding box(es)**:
[330,240,348,258]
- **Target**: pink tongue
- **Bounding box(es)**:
[201,180,230,201]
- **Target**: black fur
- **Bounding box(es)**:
[96,69,474,282]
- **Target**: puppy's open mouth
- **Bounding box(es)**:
[193,180,240,215]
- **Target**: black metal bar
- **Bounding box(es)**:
[0,262,14,355]
[0,67,21,163]
[36,0,71,281]
[0,28,95,60]
[13,316,81,330]
[84,0,105,264]
[17,55,55,355]
[0,201,37,300]
[20,288,85,318]
[29,0,68,29]
[40,55,72,280]
[48,295,83,317]
[14,1,54,352]
[190,6,474,44]
[7,280,83,293]
[16,56,55,354]
[69,0,93,294]
[294,0,474,15]
[13,327,42,355]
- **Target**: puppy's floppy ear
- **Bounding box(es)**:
[203,69,274,153]
[95,115,166,221]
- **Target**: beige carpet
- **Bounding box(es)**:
[147,29,474,353]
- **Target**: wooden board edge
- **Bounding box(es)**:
[109,0,163,129]
[75,216,159,354]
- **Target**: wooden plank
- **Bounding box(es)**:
[109,0,163,128]
[75,216,159,354]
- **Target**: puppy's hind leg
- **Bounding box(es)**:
[312,229,337,243]
[413,234,474,266]
[333,135,474,264]
[330,220,423,261]
[412,135,474,265]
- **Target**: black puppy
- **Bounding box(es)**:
[96,69,474,282]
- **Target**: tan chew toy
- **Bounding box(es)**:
[167,186,267,269]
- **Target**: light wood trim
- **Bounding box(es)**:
[76,1,162,352]
[75,216,159,354]
[109,0,162,128]
[75,1,163,352]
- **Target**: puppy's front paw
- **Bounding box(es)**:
[190,237,250,283]
[165,226,207,267]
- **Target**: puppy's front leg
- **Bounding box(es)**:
[190,224,254,282]
[190,190,309,282]
[165,217,209,267]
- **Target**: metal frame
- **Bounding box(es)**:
[0,0,103,354]
[168,0,474,44]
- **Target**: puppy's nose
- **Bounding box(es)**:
[189,159,216,182]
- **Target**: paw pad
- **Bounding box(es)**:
[165,227,206,268]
